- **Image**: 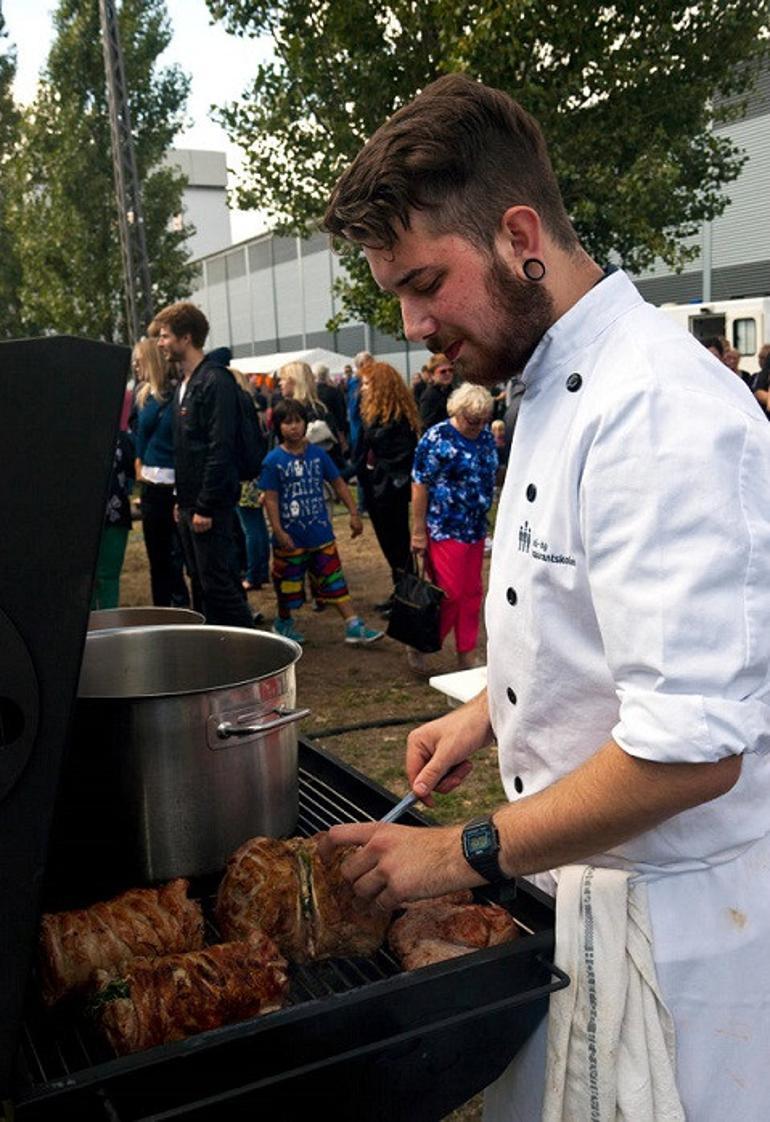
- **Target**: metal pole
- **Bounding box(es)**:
[99,0,154,343]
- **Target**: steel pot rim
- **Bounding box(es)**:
[78,624,303,700]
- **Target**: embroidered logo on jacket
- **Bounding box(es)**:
[519,521,576,566]
[518,520,532,553]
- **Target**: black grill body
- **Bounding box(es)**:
[0,337,128,1099]
[12,741,566,1122]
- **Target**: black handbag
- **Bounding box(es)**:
[386,552,445,653]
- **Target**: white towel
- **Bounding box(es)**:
[541,865,685,1122]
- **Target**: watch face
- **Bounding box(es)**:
[463,822,494,858]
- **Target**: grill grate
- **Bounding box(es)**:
[12,741,562,1122]
[18,760,405,1089]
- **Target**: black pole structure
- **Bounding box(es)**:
[98,0,154,344]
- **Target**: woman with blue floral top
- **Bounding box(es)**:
[411,383,496,672]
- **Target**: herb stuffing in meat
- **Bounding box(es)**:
[91,930,289,1054]
[215,835,390,962]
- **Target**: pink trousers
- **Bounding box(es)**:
[426,537,485,655]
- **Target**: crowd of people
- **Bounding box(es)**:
[96,310,512,671]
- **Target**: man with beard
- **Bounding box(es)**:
[319,75,770,1121]
[154,301,255,629]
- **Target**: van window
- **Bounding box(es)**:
[733,318,757,356]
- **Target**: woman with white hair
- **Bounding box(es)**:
[410,382,497,672]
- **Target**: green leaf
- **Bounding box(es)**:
[207,0,769,328]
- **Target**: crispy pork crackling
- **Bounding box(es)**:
[92,930,288,1055]
[39,879,204,1005]
[388,890,519,970]
[215,835,390,962]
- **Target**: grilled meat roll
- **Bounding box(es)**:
[92,930,288,1055]
[39,879,204,1005]
[216,835,390,963]
[388,890,518,971]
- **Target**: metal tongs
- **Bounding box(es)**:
[380,764,464,824]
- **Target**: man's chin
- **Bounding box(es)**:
[454,354,514,388]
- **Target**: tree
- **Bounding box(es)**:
[207,0,769,337]
[9,0,195,342]
[0,14,23,339]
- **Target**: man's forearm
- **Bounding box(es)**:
[494,739,742,878]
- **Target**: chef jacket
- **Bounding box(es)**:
[483,269,770,1120]
[487,268,770,873]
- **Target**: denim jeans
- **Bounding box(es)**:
[237,505,270,586]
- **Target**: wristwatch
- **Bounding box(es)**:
[461,815,508,884]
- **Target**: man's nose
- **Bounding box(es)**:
[401,299,437,344]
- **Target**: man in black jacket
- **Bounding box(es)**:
[154,302,254,628]
[418,352,454,429]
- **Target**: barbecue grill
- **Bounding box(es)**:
[12,739,566,1122]
[0,336,567,1122]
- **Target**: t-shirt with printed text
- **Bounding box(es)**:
[259,442,340,548]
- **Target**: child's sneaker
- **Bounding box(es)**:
[345,617,384,645]
[272,618,305,645]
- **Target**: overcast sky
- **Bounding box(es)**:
[2,0,273,240]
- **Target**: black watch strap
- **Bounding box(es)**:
[461,815,507,884]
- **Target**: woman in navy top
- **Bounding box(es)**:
[133,338,190,608]
[411,383,497,672]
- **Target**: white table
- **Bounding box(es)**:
[428,665,487,706]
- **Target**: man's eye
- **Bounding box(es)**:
[414,278,441,295]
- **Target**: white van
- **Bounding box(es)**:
[660,297,770,370]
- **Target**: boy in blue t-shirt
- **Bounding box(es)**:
[259,399,384,646]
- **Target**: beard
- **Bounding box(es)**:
[452,252,555,387]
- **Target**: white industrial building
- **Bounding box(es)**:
[189,227,428,376]
[186,60,769,373]
[165,148,232,262]
[633,64,770,306]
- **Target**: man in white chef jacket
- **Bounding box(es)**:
[320,73,770,1119]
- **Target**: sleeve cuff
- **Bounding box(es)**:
[613,688,770,764]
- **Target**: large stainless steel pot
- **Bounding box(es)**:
[88,607,205,630]
[56,626,307,890]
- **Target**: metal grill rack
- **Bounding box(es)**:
[12,740,566,1122]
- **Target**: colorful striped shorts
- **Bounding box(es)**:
[272,540,350,612]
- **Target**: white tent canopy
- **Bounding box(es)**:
[231,347,354,377]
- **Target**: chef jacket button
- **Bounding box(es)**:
[507,687,517,705]
[514,776,524,794]
[566,372,583,392]
[506,587,517,606]
[526,483,537,502]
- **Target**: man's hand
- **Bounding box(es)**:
[350,512,363,538]
[317,821,481,911]
[173,503,180,524]
[276,529,295,550]
[192,513,212,533]
[406,688,493,804]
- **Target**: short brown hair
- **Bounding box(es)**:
[323,73,577,254]
[426,353,451,375]
[153,301,209,350]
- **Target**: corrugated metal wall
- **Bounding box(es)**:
[191,231,429,378]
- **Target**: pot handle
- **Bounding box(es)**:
[216,705,311,740]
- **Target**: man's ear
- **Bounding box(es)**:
[497,206,544,274]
